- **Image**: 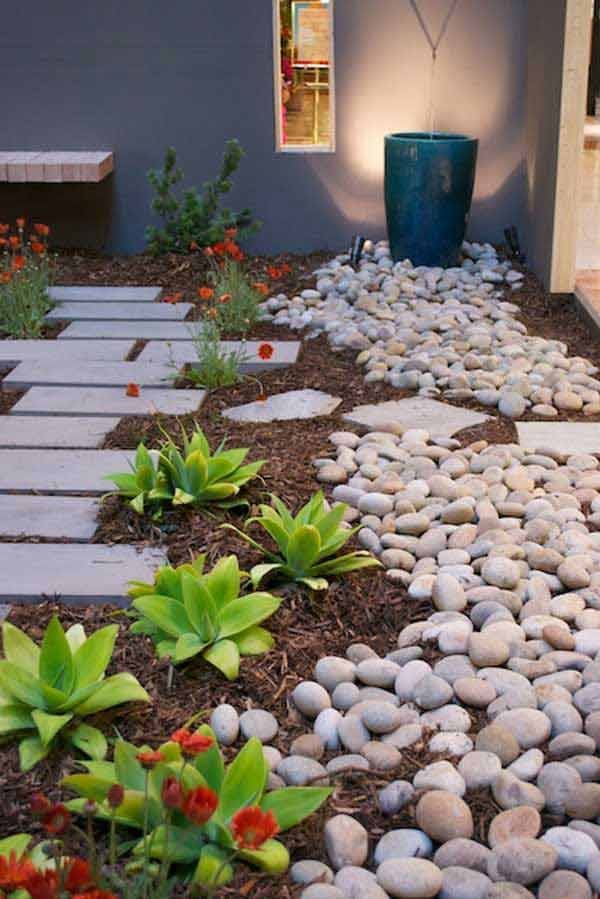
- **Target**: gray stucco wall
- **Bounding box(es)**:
[1,0,527,256]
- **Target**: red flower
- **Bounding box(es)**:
[16,217,25,229]
[12,255,25,271]
[0,271,11,284]
[42,803,71,835]
[231,806,279,850]
[197,286,214,301]
[171,728,214,757]
[163,291,183,304]
[30,792,51,816]
[34,223,50,237]
[71,892,118,899]
[0,852,37,891]
[253,282,269,296]
[136,749,164,768]
[23,869,59,899]
[267,266,282,280]
[258,342,274,361]
[181,786,219,825]
[218,292,232,304]
[8,236,20,249]
[107,783,125,809]
[31,240,46,254]
[0,224,9,235]
[161,776,183,809]
[64,858,93,892]
[281,262,292,274]
[126,382,140,398]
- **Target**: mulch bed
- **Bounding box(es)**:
[1,251,599,895]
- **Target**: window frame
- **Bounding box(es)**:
[273,0,336,154]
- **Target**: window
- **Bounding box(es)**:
[274,0,335,152]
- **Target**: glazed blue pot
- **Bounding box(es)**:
[384,132,478,267]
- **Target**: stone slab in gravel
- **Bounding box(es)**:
[10,386,205,417]
[223,389,342,423]
[47,301,193,321]
[0,339,135,364]
[517,422,600,454]
[0,544,165,605]
[58,321,197,340]
[0,416,121,449]
[0,496,99,540]
[3,361,174,390]
[342,398,491,437]
[137,340,302,372]
[0,449,132,494]
[49,286,161,302]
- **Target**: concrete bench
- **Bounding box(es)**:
[0,151,114,183]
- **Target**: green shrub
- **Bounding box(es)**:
[209,259,262,337]
[146,143,261,256]
[185,320,248,390]
[0,220,53,338]
[128,554,281,679]
[225,491,381,590]
[0,618,149,771]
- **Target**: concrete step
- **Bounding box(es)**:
[0,416,121,449]
[58,321,198,340]
[517,422,600,454]
[0,339,135,364]
[0,495,100,540]
[49,286,162,302]
[10,386,205,417]
[47,301,193,322]
[0,449,133,494]
[4,361,174,390]
[137,340,302,372]
[0,543,166,605]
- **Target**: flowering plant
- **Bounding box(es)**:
[0,219,53,337]
[63,727,331,892]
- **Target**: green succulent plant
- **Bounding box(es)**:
[105,426,264,515]
[63,729,331,890]
[225,491,381,590]
[128,554,281,679]
[0,618,150,771]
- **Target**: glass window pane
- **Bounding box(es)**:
[276,0,334,151]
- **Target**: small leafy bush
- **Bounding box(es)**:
[146,143,261,256]
[184,320,248,390]
[0,618,149,771]
[226,491,381,590]
[0,219,53,338]
[64,728,331,891]
[198,253,263,338]
[106,426,264,515]
[128,554,280,679]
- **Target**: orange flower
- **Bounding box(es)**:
[181,786,219,825]
[257,392,268,402]
[212,241,227,256]
[136,748,163,767]
[197,286,214,301]
[0,238,8,247]
[0,271,12,283]
[161,776,184,809]
[30,241,46,254]
[281,262,292,274]
[22,869,59,899]
[231,806,279,850]
[219,292,232,304]
[8,236,20,249]
[126,383,140,398]
[0,851,37,892]
[0,223,9,234]
[171,728,214,757]
[16,217,25,229]
[253,282,269,296]
[267,266,282,280]
[258,342,274,360]
[12,255,25,270]
[71,891,118,899]
[64,859,94,892]
[33,223,50,237]
[163,291,183,304]
[30,792,52,815]
[41,803,71,835]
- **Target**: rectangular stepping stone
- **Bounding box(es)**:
[58,321,198,340]
[0,339,135,364]
[47,301,193,322]
[517,422,600,454]
[49,286,162,302]
[4,361,174,390]
[0,449,133,494]
[343,398,491,437]
[11,386,205,417]
[0,496,99,540]
[138,340,302,372]
[0,416,120,449]
[0,544,166,605]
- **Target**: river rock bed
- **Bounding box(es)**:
[259,240,600,420]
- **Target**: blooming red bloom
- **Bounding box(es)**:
[107,783,125,809]
[64,858,94,892]
[31,240,46,254]
[12,255,25,271]
[8,236,20,249]
[181,786,219,825]
[71,891,118,899]
[16,217,25,229]
[197,286,214,301]
[253,282,269,296]
[163,291,183,304]
[258,342,274,361]
[136,749,163,768]
[267,266,282,280]
[0,271,11,283]
[280,262,292,274]
[34,223,50,237]
[23,869,59,899]
[161,776,183,809]
[42,803,71,835]
[0,851,37,892]
[126,382,140,398]
[218,292,232,304]
[171,728,214,757]
[231,806,279,850]
[30,792,52,816]
[0,224,9,234]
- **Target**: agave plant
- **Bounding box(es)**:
[105,426,264,515]
[63,729,331,890]
[0,618,150,771]
[128,554,281,679]
[225,491,381,590]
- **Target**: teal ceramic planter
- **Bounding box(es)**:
[384,132,478,267]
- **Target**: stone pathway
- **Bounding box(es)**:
[517,421,600,454]
[342,397,490,437]
[0,285,302,605]
[223,389,341,423]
